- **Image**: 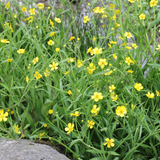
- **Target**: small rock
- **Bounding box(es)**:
[0,138,70,160]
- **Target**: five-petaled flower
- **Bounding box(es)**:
[0,110,8,122]
[87,120,95,129]
[124,32,132,38]
[17,49,25,54]
[139,13,146,20]
[49,61,58,71]
[134,83,143,91]
[103,138,115,148]
[91,92,103,102]
[116,106,127,117]
[146,92,154,98]
[65,123,74,134]
[37,3,44,10]
[83,16,89,23]
[48,40,54,46]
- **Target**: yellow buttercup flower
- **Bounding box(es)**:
[98,58,108,69]
[116,106,127,117]
[134,83,143,91]
[146,92,154,98]
[0,110,8,122]
[7,59,13,62]
[26,76,29,84]
[6,2,10,9]
[70,111,80,117]
[17,49,25,54]
[139,13,146,20]
[91,92,103,102]
[49,61,58,71]
[37,3,44,10]
[83,16,89,23]
[48,40,54,46]
[87,120,95,129]
[48,109,53,114]
[104,138,115,148]
[65,123,74,134]
[68,90,72,95]
[55,17,61,23]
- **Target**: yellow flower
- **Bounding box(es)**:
[91,105,100,116]
[17,49,25,54]
[65,123,74,134]
[103,138,115,148]
[37,3,44,10]
[125,57,133,65]
[69,36,75,41]
[13,13,17,18]
[88,3,91,6]
[55,17,61,23]
[126,46,132,50]
[29,8,35,15]
[14,125,21,134]
[113,54,117,60]
[49,61,58,71]
[110,41,117,44]
[6,2,10,9]
[115,9,120,15]
[32,57,39,65]
[146,92,154,98]
[64,71,70,75]
[70,111,80,117]
[48,40,54,46]
[115,23,120,28]
[26,76,29,84]
[131,43,138,49]
[67,57,75,62]
[48,6,51,9]
[87,120,95,129]
[109,85,116,92]
[78,60,83,68]
[50,19,54,28]
[98,58,108,69]
[21,7,27,12]
[134,83,143,91]
[131,104,136,110]
[156,90,160,96]
[87,63,96,74]
[48,109,53,114]
[104,69,113,76]
[55,48,60,52]
[92,47,102,55]
[156,44,160,50]
[7,59,13,62]
[126,70,134,73]
[150,0,158,7]
[68,90,72,95]
[83,16,89,23]
[139,13,146,20]
[49,32,55,37]
[11,111,14,114]
[91,92,103,102]
[116,106,127,117]
[0,110,8,122]
[34,71,42,80]
[44,69,50,77]
[87,47,93,55]
[1,39,10,43]
[43,124,47,127]
[93,36,96,41]
[124,32,132,38]
[128,0,135,3]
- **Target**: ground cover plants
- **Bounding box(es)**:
[0,0,160,159]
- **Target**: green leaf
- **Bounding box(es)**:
[69,139,82,148]
[41,99,54,117]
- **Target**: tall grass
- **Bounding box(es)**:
[0,0,160,159]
